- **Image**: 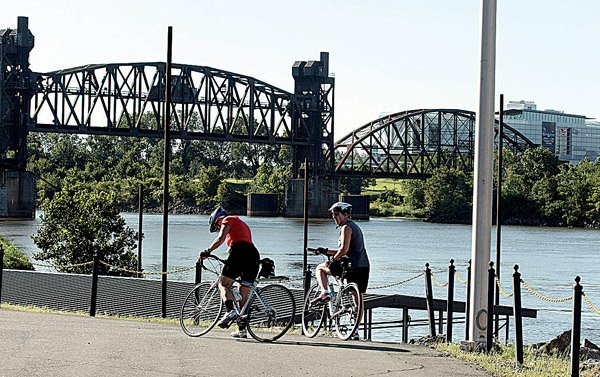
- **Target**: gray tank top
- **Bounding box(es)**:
[338,220,370,268]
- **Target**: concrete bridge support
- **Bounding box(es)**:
[284,178,339,218]
[0,171,35,219]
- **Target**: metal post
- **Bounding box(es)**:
[402,307,409,343]
[486,262,495,351]
[447,259,455,342]
[195,260,202,285]
[90,252,100,317]
[469,0,497,349]
[512,265,523,365]
[0,244,4,304]
[302,158,309,302]
[571,276,582,377]
[495,93,504,336]
[466,260,472,341]
[161,26,173,318]
[137,184,143,276]
[424,263,436,337]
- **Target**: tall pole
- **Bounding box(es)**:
[302,158,309,291]
[494,94,504,335]
[467,0,497,349]
[161,26,173,318]
[137,183,144,276]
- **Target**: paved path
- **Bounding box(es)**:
[0,309,490,377]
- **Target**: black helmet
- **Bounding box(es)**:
[328,201,352,214]
[209,206,229,233]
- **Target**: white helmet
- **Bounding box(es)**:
[328,201,352,214]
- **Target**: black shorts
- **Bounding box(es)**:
[222,242,260,285]
[346,266,370,293]
[328,258,370,293]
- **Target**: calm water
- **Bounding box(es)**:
[2,213,599,344]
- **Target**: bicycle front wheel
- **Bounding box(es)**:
[301,283,325,338]
[180,282,223,337]
[334,282,363,340]
[246,284,296,342]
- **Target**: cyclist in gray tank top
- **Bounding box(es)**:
[311,202,371,340]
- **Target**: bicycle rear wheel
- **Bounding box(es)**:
[246,284,296,342]
[334,282,363,340]
[301,283,326,338]
[180,282,223,337]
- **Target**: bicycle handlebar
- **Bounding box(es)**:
[307,247,329,255]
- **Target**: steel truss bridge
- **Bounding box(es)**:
[334,109,535,178]
[2,17,536,181]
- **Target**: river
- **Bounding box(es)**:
[2,213,599,344]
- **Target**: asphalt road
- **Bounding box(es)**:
[0,309,490,376]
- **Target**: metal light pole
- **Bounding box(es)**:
[161,26,173,318]
[466,0,497,350]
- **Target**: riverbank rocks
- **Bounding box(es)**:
[534,330,600,363]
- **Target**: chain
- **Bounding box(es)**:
[583,293,600,315]
[454,270,468,285]
[369,272,424,290]
[495,276,514,298]
[521,279,573,303]
[4,252,95,270]
[98,261,195,276]
[431,273,449,287]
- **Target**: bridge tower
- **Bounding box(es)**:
[0,17,36,218]
[286,52,338,217]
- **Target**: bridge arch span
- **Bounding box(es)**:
[334,109,535,179]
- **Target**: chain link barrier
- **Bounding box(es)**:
[495,276,514,298]
[369,272,424,290]
[454,270,468,285]
[431,273,449,287]
[521,279,573,303]
[583,292,600,315]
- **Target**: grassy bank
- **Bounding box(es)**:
[436,342,600,377]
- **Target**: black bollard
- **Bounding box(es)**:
[466,260,471,341]
[447,259,455,343]
[571,276,582,377]
[90,252,100,317]
[424,263,436,337]
[486,262,495,351]
[512,265,523,365]
[304,268,312,296]
[0,244,4,304]
[195,259,202,285]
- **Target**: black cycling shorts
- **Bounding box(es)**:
[328,258,370,293]
[346,266,370,293]
[222,242,260,285]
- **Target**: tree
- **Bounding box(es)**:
[32,190,138,276]
[1,235,34,270]
[423,167,473,223]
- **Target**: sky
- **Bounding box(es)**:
[4,0,599,137]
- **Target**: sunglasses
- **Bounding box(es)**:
[332,212,341,218]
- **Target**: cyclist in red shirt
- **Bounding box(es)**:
[199,206,260,338]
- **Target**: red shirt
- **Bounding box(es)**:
[222,216,253,246]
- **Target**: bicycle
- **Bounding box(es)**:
[301,247,364,340]
[179,254,296,342]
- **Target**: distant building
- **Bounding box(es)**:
[500,100,600,164]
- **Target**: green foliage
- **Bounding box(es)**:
[216,181,247,213]
[32,190,138,276]
[1,235,34,270]
[339,176,376,195]
[424,167,473,223]
[377,188,404,206]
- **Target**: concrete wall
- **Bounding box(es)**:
[247,193,279,216]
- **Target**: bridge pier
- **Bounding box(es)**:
[284,177,339,218]
[0,171,35,219]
